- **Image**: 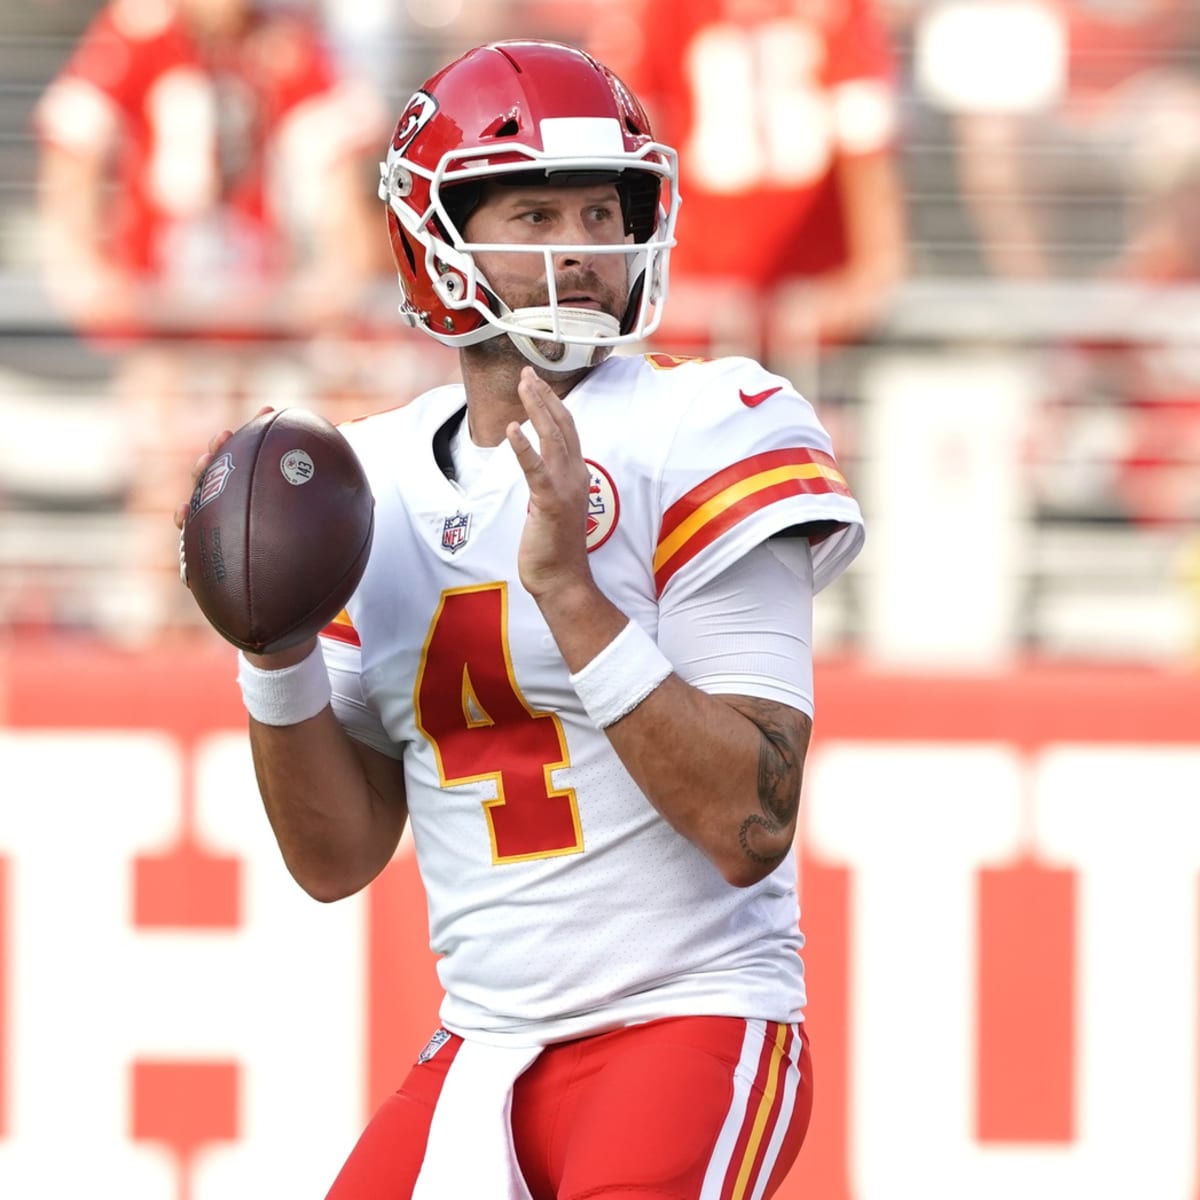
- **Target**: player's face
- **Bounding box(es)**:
[462,182,630,326]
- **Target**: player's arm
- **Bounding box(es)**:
[533,582,808,889]
[612,675,808,888]
[508,369,809,888]
[242,643,408,903]
[175,434,408,904]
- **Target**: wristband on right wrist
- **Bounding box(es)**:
[569,619,672,730]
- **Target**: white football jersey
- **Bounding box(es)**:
[321,352,863,1044]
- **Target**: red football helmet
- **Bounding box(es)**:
[378,40,679,371]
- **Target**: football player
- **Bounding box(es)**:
[177,39,864,1200]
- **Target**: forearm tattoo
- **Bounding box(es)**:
[732,700,811,868]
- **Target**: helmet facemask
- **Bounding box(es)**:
[383,137,678,372]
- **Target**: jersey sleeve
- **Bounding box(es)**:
[658,538,816,715]
[653,357,864,605]
[320,611,403,760]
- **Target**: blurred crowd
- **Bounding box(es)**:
[5,0,1200,646]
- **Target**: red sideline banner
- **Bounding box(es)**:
[0,640,1198,1199]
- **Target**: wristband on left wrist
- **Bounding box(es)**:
[236,642,331,726]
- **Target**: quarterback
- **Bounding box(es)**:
[177,39,864,1200]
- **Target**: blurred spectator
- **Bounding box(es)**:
[33,0,386,632]
[595,0,907,371]
[918,0,1200,529]
[917,0,1199,279]
[1109,78,1200,529]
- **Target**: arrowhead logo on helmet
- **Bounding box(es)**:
[391,91,438,155]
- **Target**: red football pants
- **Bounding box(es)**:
[325,1014,812,1199]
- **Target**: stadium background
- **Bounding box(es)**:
[1,1,1199,1196]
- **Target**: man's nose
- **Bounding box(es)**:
[552,216,599,267]
[554,248,588,269]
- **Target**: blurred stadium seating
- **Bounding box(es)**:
[0,0,1197,663]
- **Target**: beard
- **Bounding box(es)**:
[529,269,624,364]
[510,267,625,326]
[463,264,627,372]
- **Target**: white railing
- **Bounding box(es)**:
[0,273,1197,661]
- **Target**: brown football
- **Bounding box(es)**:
[181,408,374,654]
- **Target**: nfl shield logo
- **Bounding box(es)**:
[191,452,235,515]
[441,511,471,553]
[417,1028,452,1063]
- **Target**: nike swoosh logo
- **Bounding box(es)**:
[739,386,783,408]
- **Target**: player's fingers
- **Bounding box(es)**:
[517,368,570,461]
[537,376,582,460]
[527,368,583,460]
[506,420,548,482]
[192,450,215,485]
[182,416,252,527]
[516,366,550,423]
[192,423,237,483]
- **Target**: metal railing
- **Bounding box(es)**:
[0,273,1196,661]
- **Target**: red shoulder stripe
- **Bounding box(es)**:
[654,448,851,594]
[320,610,360,647]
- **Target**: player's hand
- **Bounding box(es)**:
[172,406,275,533]
[507,367,594,601]
[173,405,313,670]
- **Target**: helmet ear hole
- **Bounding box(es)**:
[437,270,468,305]
[397,227,418,274]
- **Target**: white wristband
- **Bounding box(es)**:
[569,619,673,730]
[236,642,332,727]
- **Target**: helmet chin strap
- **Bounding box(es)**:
[503,306,622,373]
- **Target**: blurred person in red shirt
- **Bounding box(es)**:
[927,0,1200,528]
[598,0,907,369]
[33,0,386,633]
[35,0,383,340]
